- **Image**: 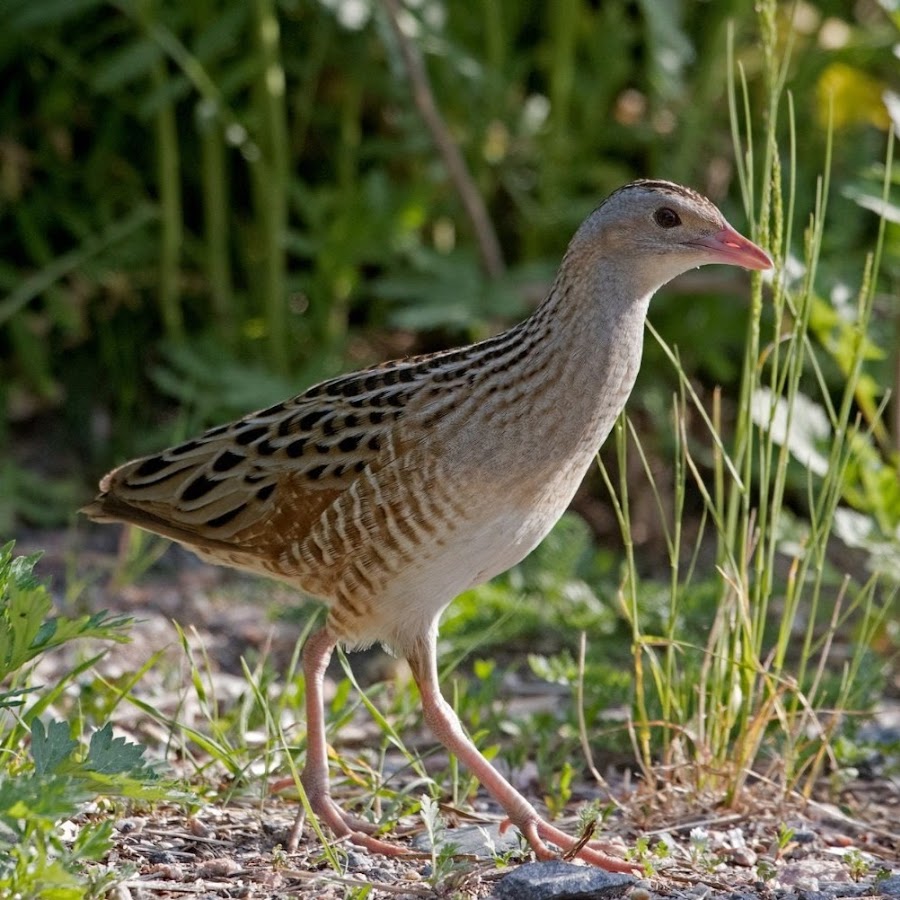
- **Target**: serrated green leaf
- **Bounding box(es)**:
[7,551,43,592]
[30,611,134,656]
[0,772,91,830]
[0,586,52,678]
[0,546,54,679]
[86,723,149,776]
[31,720,77,776]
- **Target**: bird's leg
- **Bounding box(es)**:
[288,627,406,855]
[406,638,639,875]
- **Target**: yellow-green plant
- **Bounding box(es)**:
[606,0,897,803]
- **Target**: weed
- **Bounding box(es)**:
[688,827,716,871]
[775,822,795,858]
[844,848,870,881]
[419,794,466,887]
[756,858,777,882]
[624,835,662,877]
[601,0,898,806]
[0,543,178,898]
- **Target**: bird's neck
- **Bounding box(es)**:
[517,256,656,449]
[532,255,655,381]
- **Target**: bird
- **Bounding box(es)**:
[82,180,772,873]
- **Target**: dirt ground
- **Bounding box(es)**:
[16,526,900,897]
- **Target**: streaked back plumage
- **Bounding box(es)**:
[84,179,767,651]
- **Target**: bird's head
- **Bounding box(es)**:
[568,180,772,294]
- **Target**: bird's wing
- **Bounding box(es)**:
[82,361,430,558]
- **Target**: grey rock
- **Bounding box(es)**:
[878,874,900,897]
[792,830,818,845]
[146,850,179,864]
[724,845,758,867]
[493,860,635,900]
[344,850,369,869]
[817,883,870,897]
[412,821,522,858]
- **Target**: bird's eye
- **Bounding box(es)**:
[654,207,681,228]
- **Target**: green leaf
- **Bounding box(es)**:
[30,610,134,657]
[6,548,43,592]
[91,38,163,93]
[0,546,53,679]
[71,818,114,861]
[31,720,77,777]
[86,723,150,776]
[5,0,103,30]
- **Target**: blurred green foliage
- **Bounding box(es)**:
[0,543,176,897]
[0,0,897,533]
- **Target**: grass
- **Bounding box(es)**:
[0,1,898,894]
[598,2,898,818]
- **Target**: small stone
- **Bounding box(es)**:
[116,817,145,835]
[493,860,635,900]
[107,886,133,900]
[146,862,182,880]
[825,833,854,847]
[725,845,758,867]
[876,875,900,898]
[344,850,369,870]
[791,830,817,845]
[188,817,212,838]
[818,883,870,898]
[196,857,241,878]
[363,866,397,884]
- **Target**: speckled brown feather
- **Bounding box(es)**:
[83,179,769,651]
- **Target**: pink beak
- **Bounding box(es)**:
[691,224,773,271]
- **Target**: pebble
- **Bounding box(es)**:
[725,845,758,867]
[146,851,180,866]
[187,817,212,838]
[878,875,900,898]
[493,859,635,899]
[817,883,871,897]
[792,830,818,845]
[195,857,241,877]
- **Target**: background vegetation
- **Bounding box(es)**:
[0,0,898,891]
[1,0,896,514]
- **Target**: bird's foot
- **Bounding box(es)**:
[274,775,392,836]
[501,815,641,875]
[286,790,408,856]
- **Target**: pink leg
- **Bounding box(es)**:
[407,638,639,875]
[287,628,406,855]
